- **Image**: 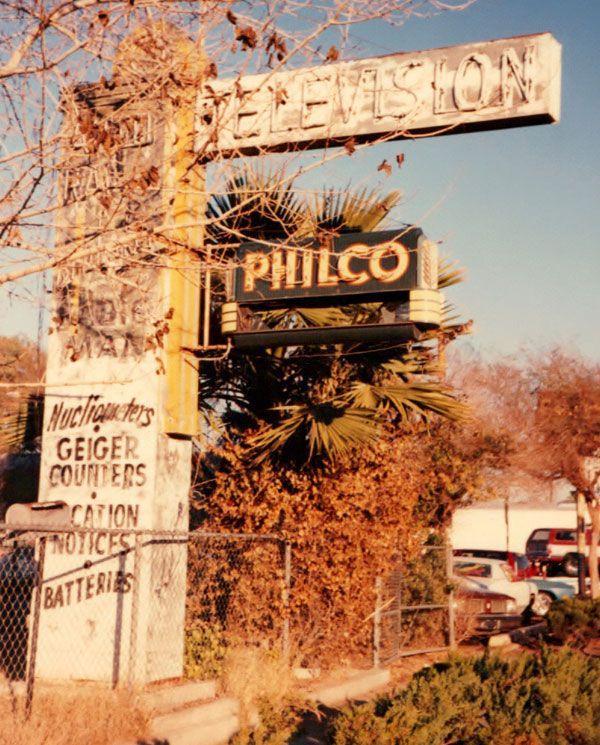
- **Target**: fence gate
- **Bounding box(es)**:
[374,545,455,666]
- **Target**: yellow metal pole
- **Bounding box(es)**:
[160,33,207,436]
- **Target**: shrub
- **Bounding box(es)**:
[228,697,304,745]
[184,620,227,679]
[545,597,600,647]
[329,647,600,745]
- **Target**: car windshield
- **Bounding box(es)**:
[454,562,492,578]
[531,530,550,540]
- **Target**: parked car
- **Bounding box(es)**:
[527,576,576,616]
[452,557,545,617]
[455,587,524,633]
[525,527,600,576]
[453,549,533,580]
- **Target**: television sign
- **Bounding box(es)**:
[196,33,561,157]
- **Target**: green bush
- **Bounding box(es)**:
[546,597,600,647]
[229,697,304,745]
[329,648,600,745]
[184,620,227,679]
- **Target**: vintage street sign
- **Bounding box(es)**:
[222,228,441,348]
[195,32,561,157]
[234,228,435,303]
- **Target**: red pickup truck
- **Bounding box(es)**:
[525,527,600,576]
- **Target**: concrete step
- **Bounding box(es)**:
[120,668,391,745]
[150,697,258,745]
[150,697,237,745]
[312,667,391,707]
[142,679,217,715]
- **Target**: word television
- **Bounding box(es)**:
[195,33,561,156]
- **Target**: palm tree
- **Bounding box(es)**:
[200,164,467,465]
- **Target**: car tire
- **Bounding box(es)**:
[562,554,579,577]
[531,591,553,617]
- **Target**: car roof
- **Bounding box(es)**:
[528,527,586,533]
[454,549,526,557]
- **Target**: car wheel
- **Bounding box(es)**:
[531,591,553,617]
[562,554,579,577]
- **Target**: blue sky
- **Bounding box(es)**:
[3,0,598,363]
[327,0,600,363]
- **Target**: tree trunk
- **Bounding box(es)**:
[588,500,600,599]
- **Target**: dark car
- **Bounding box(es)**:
[453,549,533,580]
[456,587,523,634]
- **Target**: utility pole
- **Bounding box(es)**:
[576,491,587,596]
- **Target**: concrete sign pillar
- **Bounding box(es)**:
[35,27,205,684]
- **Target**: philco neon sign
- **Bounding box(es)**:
[221,229,441,348]
[234,229,435,303]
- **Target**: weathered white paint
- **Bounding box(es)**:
[36,367,190,683]
[195,33,561,156]
[35,93,192,684]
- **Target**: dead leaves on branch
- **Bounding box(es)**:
[125,165,159,193]
[377,159,392,177]
[266,32,288,67]
[234,25,257,51]
[325,45,339,63]
[197,426,477,665]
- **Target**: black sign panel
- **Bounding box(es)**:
[229,322,424,349]
[234,228,423,304]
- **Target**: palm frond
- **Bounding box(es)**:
[380,383,468,421]
[259,306,350,328]
[206,163,305,245]
[307,406,379,459]
[438,256,465,289]
[311,186,402,233]
[346,379,467,422]
[247,401,380,463]
[202,164,467,464]
[246,405,310,464]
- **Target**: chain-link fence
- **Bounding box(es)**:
[374,545,455,666]
[0,526,456,708]
[0,540,35,682]
[185,532,291,677]
[0,525,290,709]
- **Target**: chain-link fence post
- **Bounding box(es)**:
[127,532,142,690]
[446,543,456,649]
[25,534,46,717]
[282,539,291,665]
[373,576,382,668]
